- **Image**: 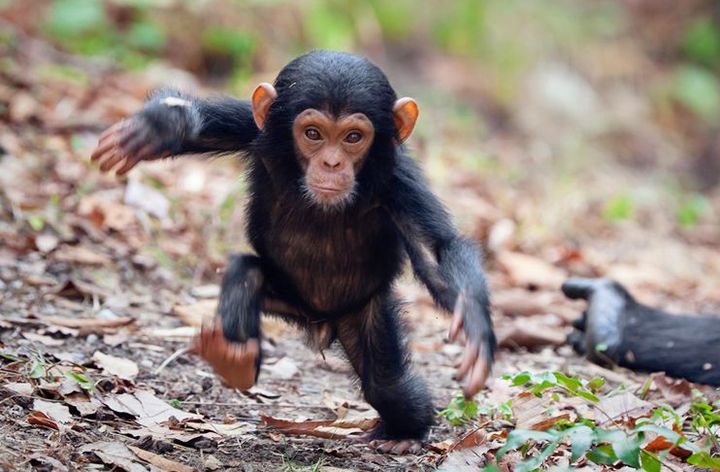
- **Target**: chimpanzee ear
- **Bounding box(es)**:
[251,83,278,129]
[392,97,419,144]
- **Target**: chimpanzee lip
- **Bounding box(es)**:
[310,184,344,195]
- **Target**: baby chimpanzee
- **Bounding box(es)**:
[92,50,496,454]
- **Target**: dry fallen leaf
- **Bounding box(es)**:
[40,315,135,330]
[172,300,217,327]
[102,390,201,426]
[53,245,112,266]
[495,251,567,290]
[93,351,139,380]
[32,399,73,425]
[79,441,147,472]
[596,392,653,424]
[127,445,195,472]
[260,413,379,440]
[22,332,65,346]
[511,392,571,430]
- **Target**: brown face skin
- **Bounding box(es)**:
[292,109,375,207]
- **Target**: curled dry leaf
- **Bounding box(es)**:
[497,315,568,349]
[127,445,194,472]
[92,351,139,380]
[260,413,379,440]
[53,245,112,266]
[40,315,135,330]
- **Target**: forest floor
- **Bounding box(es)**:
[1,29,720,472]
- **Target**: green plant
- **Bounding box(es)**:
[439,392,479,426]
[485,371,720,471]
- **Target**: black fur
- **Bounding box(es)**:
[139,50,495,441]
[563,278,720,386]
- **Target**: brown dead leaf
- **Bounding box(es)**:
[652,373,692,406]
[27,411,60,431]
[495,251,567,290]
[22,332,64,346]
[260,413,378,440]
[512,392,571,430]
[40,315,135,330]
[101,390,201,426]
[596,392,653,424]
[497,315,568,349]
[172,300,217,327]
[493,289,579,322]
[33,399,73,425]
[4,382,33,395]
[78,194,137,232]
[51,278,108,300]
[93,351,139,380]
[53,245,112,266]
[127,445,195,472]
[65,395,102,416]
[79,441,147,472]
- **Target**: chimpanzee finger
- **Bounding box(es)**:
[91,139,118,163]
[97,120,124,146]
[463,351,489,398]
[449,292,466,341]
[99,151,127,173]
[455,342,478,381]
[561,278,602,300]
[116,155,141,176]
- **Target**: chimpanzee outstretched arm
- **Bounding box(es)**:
[91,89,258,175]
[385,153,496,398]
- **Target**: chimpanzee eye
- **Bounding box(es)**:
[305,127,322,140]
[345,131,362,144]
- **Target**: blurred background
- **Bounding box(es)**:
[1,0,719,300]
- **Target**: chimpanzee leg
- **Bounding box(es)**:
[336,293,434,454]
[218,253,263,344]
[563,278,720,386]
[192,253,265,389]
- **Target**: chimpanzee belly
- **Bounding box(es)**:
[259,205,403,316]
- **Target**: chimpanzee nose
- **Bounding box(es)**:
[322,150,343,170]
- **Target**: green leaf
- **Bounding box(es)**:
[28,215,45,231]
[587,377,606,392]
[47,0,107,37]
[602,194,634,221]
[28,360,45,379]
[496,429,556,458]
[688,451,720,469]
[515,440,560,472]
[672,65,720,124]
[640,450,662,472]
[587,444,618,465]
[575,390,600,403]
[682,17,720,67]
[611,435,641,468]
[567,425,594,462]
[64,370,94,392]
[635,424,681,444]
[677,194,709,228]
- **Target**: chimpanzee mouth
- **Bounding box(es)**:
[302,180,356,209]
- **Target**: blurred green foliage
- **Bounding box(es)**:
[603,194,634,222]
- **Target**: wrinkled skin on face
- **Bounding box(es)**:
[292,109,375,207]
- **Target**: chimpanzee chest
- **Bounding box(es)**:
[262,205,403,315]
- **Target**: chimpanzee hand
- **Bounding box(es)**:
[191,320,260,390]
[448,290,495,398]
[91,98,195,175]
[561,278,630,364]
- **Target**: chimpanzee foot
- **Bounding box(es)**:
[368,439,422,454]
[192,320,259,390]
[561,278,635,364]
